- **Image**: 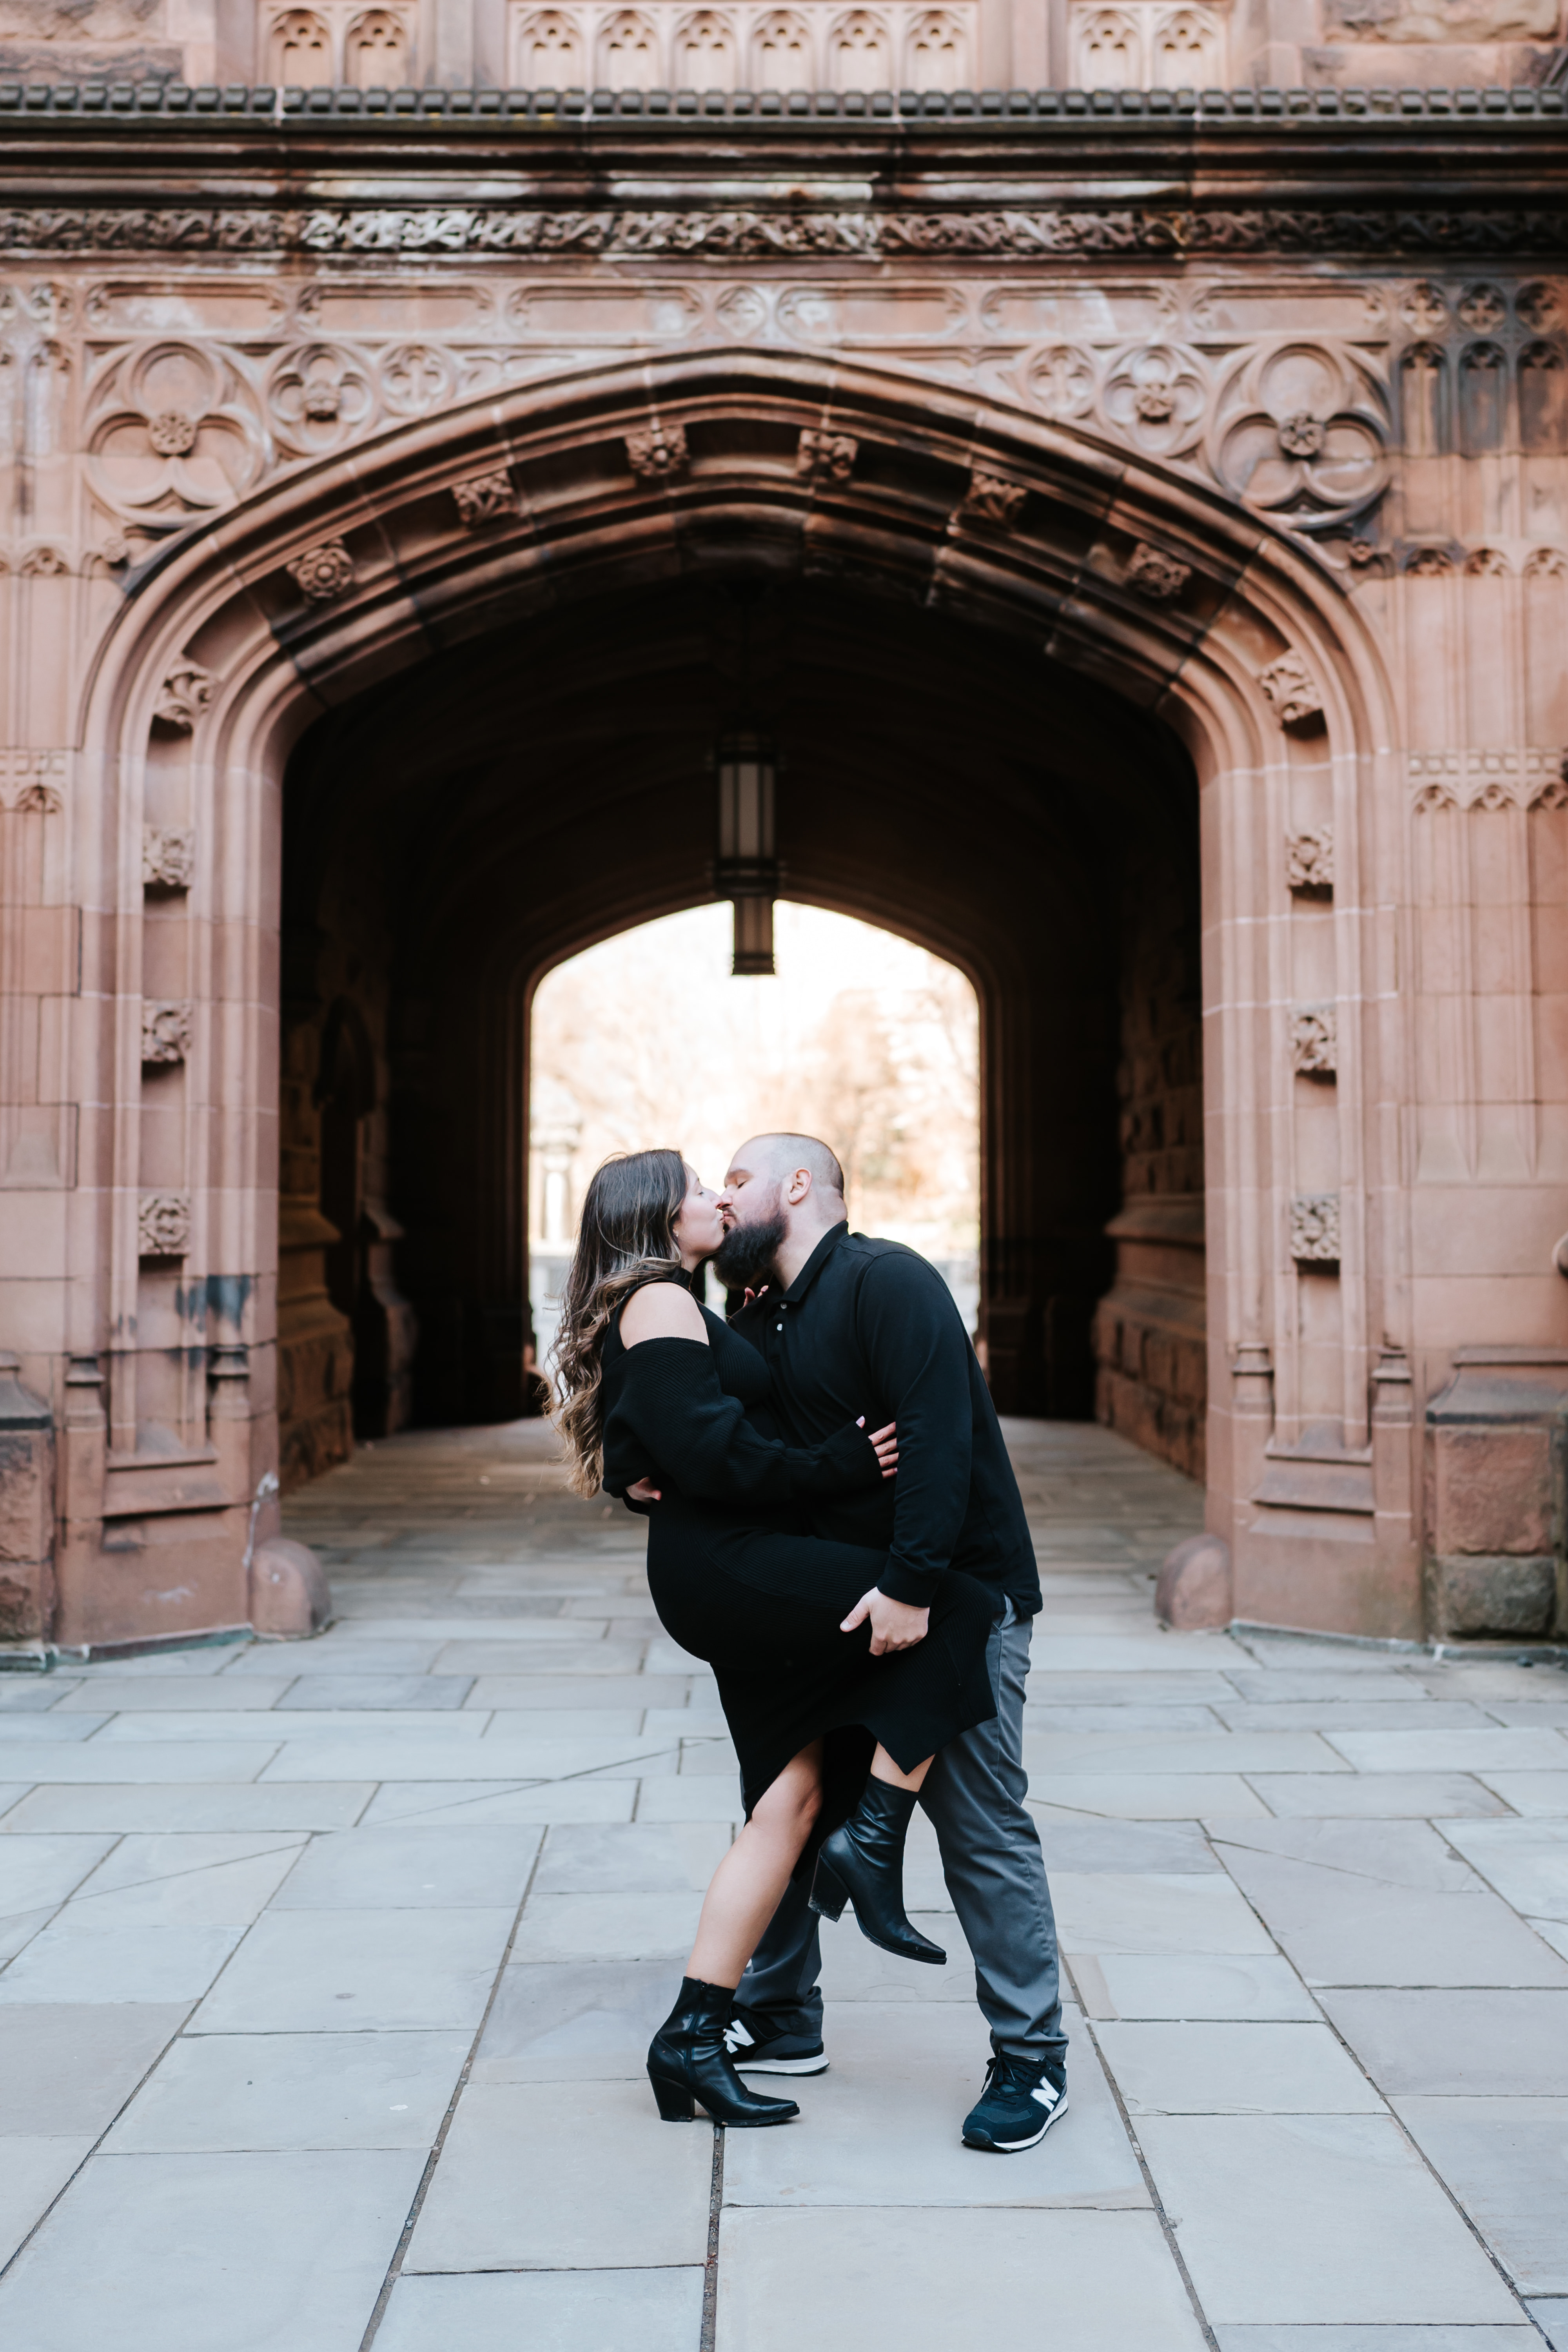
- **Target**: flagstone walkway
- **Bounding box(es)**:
[2,1417,1567,2351]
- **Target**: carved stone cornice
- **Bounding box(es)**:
[4,201,1567,260]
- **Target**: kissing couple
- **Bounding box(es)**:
[550,1134,1069,2153]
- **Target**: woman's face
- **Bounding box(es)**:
[671,1164,726,1269]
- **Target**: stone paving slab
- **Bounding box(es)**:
[266,1825,541,1910]
[357,1779,636,1826]
[1318,1990,1568,2095]
[0,2004,188,2135]
[101,2029,469,2153]
[403,2080,712,2270]
[191,1907,516,2033]
[374,2268,704,2352]
[1076,1953,1321,2022]
[0,1783,374,1832]
[716,2207,1210,2352]
[1094,2021,1386,2113]
[1391,2097,1568,2296]
[472,1957,679,2081]
[1134,2114,1524,2323]
[0,2149,426,2352]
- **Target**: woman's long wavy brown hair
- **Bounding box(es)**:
[550,1147,688,1497]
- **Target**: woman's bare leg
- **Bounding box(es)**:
[869,1744,933,1792]
[686,1741,824,1989]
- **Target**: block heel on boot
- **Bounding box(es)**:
[646,1978,800,2129]
[809,1777,946,1966]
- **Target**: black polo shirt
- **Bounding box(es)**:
[732,1222,1040,1614]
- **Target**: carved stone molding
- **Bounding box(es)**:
[1409,746,1568,811]
[451,470,515,525]
[1290,1192,1341,1265]
[152,659,214,731]
[961,468,1026,526]
[1258,652,1323,729]
[1405,547,1456,576]
[797,429,858,485]
[140,1001,193,1067]
[1465,548,1510,578]
[1286,827,1334,891]
[626,425,688,481]
[1524,548,1568,578]
[1290,1004,1338,1076]
[7,201,1566,261]
[0,750,65,814]
[286,540,356,602]
[143,825,196,889]
[137,1191,191,1259]
[1125,542,1191,602]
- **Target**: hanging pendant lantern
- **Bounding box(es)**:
[714,730,779,975]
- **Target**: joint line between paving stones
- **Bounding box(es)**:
[1060,1958,1222,2352]
[356,1828,549,2352]
[699,2118,725,2352]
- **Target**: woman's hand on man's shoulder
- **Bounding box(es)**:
[620,1282,709,1347]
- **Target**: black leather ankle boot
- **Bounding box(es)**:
[647,1978,800,2127]
[809,1778,946,1965]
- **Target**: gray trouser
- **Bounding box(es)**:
[737,1602,1068,2063]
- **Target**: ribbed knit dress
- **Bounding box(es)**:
[599,1284,998,1846]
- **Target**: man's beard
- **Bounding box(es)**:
[713,1211,787,1292]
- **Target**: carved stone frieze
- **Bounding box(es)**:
[960,468,1026,526]
[0,750,65,813]
[1286,826,1334,891]
[152,659,214,731]
[143,825,196,889]
[1465,548,1510,577]
[6,203,1568,263]
[1406,547,1455,575]
[1258,652,1323,729]
[1524,548,1568,578]
[626,424,688,481]
[1125,543,1191,602]
[286,540,356,601]
[1409,746,1568,811]
[1291,1004,1338,1076]
[137,1190,191,1258]
[1290,1193,1341,1265]
[141,1000,192,1066]
[452,470,516,525]
[798,429,858,485]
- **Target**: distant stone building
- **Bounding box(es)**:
[0,18,1565,1655]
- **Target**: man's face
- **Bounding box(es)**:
[713,1150,787,1288]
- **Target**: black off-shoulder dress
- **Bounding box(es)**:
[600,1287,998,1845]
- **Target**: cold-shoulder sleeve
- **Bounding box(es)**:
[601,1338,881,1504]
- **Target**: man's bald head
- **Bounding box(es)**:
[731,1132,846,1200]
[714,1131,847,1289]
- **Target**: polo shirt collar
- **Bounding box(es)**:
[778,1220,849,1307]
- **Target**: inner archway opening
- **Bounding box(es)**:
[276,563,1204,1495]
[528,901,982,1372]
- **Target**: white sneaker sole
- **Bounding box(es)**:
[732,2052,830,2076]
[964,2092,1069,2152]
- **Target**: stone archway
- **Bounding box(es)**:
[55,350,1413,1650]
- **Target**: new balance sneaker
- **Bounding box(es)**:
[961,2053,1068,2152]
[723,2005,829,2076]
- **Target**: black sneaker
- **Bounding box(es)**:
[723,2005,829,2076]
[962,2053,1068,2152]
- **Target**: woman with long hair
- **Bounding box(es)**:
[552,1146,998,2131]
